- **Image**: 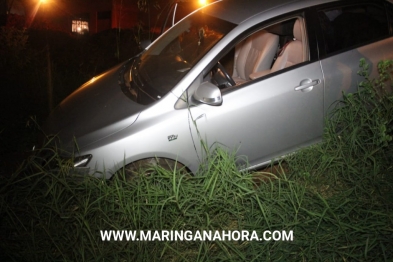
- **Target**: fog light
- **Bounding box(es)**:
[74,154,92,167]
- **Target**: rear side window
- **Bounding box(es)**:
[318,3,389,55]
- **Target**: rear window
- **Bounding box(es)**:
[318,3,390,55]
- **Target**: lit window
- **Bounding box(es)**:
[72,20,89,34]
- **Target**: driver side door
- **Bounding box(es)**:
[189,15,324,169]
[190,62,324,169]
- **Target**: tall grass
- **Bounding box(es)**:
[286,59,393,197]
[0,59,392,261]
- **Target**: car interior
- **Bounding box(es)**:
[211,17,309,89]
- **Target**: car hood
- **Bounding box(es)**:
[43,61,145,151]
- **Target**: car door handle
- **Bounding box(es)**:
[294,79,320,91]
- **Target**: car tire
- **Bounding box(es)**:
[121,158,186,181]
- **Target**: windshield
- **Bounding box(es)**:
[122,9,236,105]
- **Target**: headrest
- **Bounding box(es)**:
[293,18,303,41]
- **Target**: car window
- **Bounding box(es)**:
[122,10,236,105]
[318,3,390,56]
[210,16,309,89]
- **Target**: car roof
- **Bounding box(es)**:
[202,0,382,25]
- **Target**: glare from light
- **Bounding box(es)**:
[28,3,41,27]
[199,0,207,6]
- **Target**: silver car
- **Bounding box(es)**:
[43,0,393,178]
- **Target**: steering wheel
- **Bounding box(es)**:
[216,62,236,86]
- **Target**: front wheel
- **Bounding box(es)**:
[120,158,186,181]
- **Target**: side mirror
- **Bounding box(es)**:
[192,82,223,106]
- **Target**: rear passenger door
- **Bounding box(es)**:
[313,0,393,113]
